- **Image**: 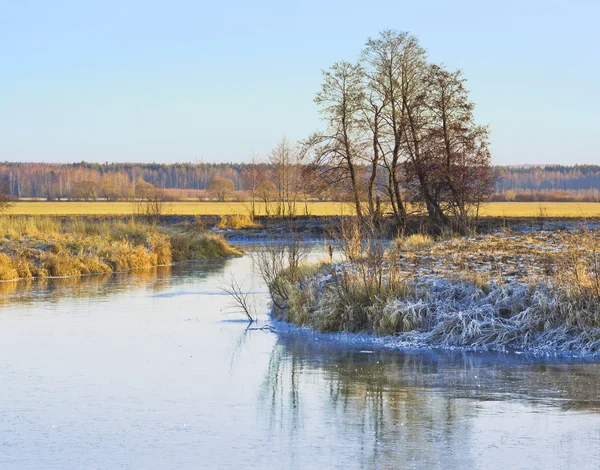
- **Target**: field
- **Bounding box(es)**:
[5,201,354,216]
[5,201,600,218]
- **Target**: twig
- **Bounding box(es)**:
[220,275,256,323]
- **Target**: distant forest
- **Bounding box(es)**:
[495,165,600,201]
[1,162,600,202]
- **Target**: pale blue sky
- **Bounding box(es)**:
[1,0,598,165]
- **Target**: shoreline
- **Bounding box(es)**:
[269,316,600,359]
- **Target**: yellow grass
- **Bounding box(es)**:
[0,218,241,281]
[5,201,600,218]
[477,202,600,218]
[5,201,355,216]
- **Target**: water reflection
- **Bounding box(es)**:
[270,332,600,409]
[258,332,600,469]
[0,259,230,307]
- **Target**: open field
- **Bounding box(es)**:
[5,201,600,218]
[5,201,352,217]
[477,202,600,218]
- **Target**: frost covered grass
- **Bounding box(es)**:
[0,216,241,281]
[266,230,600,353]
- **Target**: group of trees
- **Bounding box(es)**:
[243,140,313,217]
[302,29,495,229]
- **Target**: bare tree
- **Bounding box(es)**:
[304,61,366,219]
[241,153,260,219]
[300,29,495,231]
[133,183,171,224]
[256,178,276,216]
[361,30,423,226]
[268,137,303,217]
[70,180,99,200]
[421,64,495,229]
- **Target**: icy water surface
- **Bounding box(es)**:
[0,250,599,469]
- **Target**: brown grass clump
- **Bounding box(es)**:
[0,253,20,281]
[0,216,240,281]
[396,233,435,251]
[216,214,258,230]
[170,231,241,261]
[148,232,172,265]
[40,252,112,277]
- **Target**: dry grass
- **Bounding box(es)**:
[170,231,242,261]
[6,201,356,216]
[216,214,259,230]
[7,201,600,218]
[396,233,435,251]
[0,216,239,281]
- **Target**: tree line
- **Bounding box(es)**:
[2,161,600,203]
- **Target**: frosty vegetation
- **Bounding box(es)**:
[260,226,600,354]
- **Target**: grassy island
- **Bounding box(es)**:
[264,230,600,353]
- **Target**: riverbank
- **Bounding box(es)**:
[267,231,600,354]
[2,213,599,241]
[0,216,241,281]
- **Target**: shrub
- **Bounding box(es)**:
[171,231,241,261]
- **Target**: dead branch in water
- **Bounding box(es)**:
[221,275,256,323]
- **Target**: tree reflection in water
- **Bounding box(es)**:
[258,331,600,468]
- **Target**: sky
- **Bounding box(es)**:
[1,0,599,166]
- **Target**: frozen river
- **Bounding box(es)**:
[0,250,599,469]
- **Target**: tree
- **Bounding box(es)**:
[269,137,302,217]
[99,178,122,201]
[135,179,157,200]
[421,64,495,228]
[0,181,12,213]
[206,176,235,201]
[71,180,99,200]
[132,182,170,224]
[256,179,277,216]
[304,29,495,230]
[240,154,260,219]
[304,61,366,219]
[361,30,424,226]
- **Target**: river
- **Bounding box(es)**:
[0,248,599,469]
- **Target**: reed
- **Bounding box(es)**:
[0,216,239,281]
